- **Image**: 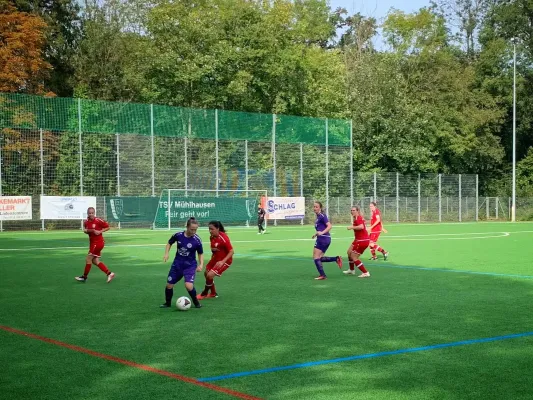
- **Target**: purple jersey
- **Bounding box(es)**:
[168,231,203,268]
[314,213,331,237]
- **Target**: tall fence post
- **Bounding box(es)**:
[78,99,83,196]
[40,128,44,231]
[116,134,121,197]
[0,132,3,231]
[78,99,83,230]
[373,172,377,202]
[116,133,121,229]
[475,174,479,222]
[300,142,304,225]
[396,172,399,223]
[438,174,442,222]
[215,109,219,197]
[245,139,249,198]
[185,114,191,196]
[150,104,155,197]
[417,174,421,223]
[458,174,462,222]
[272,114,277,226]
[350,120,353,207]
[325,118,329,216]
[184,136,188,195]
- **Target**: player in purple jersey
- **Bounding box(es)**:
[311,201,343,280]
[160,217,204,309]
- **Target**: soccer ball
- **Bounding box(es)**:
[176,296,192,311]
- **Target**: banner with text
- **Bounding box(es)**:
[154,195,258,228]
[0,196,32,221]
[266,197,305,220]
[40,196,97,219]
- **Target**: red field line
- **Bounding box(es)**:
[0,325,262,400]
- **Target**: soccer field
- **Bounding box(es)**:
[1,222,533,400]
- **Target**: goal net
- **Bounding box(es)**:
[153,189,267,229]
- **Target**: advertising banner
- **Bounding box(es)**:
[0,196,32,221]
[40,196,97,219]
[266,197,305,220]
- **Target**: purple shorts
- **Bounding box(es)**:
[314,235,331,253]
[167,263,196,284]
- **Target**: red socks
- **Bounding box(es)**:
[355,260,368,273]
[97,262,110,275]
[83,264,91,277]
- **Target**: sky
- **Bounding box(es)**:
[328,0,432,21]
[328,0,433,48]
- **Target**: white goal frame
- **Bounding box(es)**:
[154,189,268,230]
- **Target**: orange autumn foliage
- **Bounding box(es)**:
[0,2,52,93]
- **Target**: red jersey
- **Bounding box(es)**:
[370,208,383,233]
[353,215,369,242]
[84,217,109,243]
[210,232,233,264]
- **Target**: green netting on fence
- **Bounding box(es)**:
[0,93,350,145]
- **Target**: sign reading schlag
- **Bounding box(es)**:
[266,197,305,220]
[0,196,32,221]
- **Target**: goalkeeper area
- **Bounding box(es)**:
[1,222,533,399]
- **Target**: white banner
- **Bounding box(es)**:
[266,197,305,220]
[40,196,97,220]
[0,196,33,221]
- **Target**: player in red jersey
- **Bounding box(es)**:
[197,220,234,299]
[343,206,371,278]
[368,201,389,261]
[75,207,115,283]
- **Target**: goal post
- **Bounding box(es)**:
[154,189,268,229]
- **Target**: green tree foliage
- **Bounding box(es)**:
[12,0,82,96]
[344,8,504,177]
[4,0,533,200]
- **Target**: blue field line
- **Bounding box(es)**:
[197,331,533,382]
[234,253,533,279]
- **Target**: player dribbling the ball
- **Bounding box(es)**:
[160,217,204,309]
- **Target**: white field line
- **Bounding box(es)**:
[0,231,530,252]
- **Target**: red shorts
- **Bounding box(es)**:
[206,259,232,277]
[369,232,381,243]
[88,242,104,257]
[351,240,369,255]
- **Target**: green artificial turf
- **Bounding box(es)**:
[1,222,532,399]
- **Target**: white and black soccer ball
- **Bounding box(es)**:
[175,296,192,311]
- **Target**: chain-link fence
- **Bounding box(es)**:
[0,93,515,231]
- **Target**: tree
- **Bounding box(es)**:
[0,2,51,93]
[432,0,492,57]
[11,0,82,96]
